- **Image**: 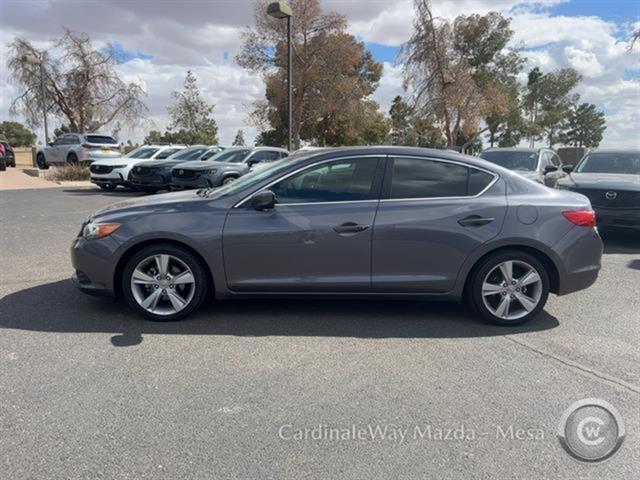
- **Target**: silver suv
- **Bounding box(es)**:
[36,133,121,169]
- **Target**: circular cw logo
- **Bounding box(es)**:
[558,398,625,462]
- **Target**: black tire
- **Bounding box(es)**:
[222,176,238,185]
[37,153,49,170]
[122,243,209,321]
[0,161,6,172]
[99,183,117,191]
[469,250,549,326]
[67,152,78,164]
[142,187,158,194]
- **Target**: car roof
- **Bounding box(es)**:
[480,147,551,153]
[251,146,289,152]
[586,149,640,154]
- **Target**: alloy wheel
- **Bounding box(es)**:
[481,260,543,321]
[130,254,196,316]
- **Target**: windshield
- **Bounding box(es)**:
[125,147,160,159]
[575,152,640,174]
[210,149,251,163]
[479,151,538,171]
[166,146,209,161]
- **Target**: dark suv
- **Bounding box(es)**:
[0,141,16,168]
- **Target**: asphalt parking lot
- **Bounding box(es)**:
[1,187,639,479]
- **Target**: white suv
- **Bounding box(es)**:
[89,145,186,191]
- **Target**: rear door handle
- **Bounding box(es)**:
[333,222,370,234]
[458,215,495,227]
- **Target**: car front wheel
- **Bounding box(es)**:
[37,154,49,170]
[470,250,549,325]
[122,244,209,321]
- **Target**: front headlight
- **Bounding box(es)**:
[82,222,121,240]
[110,164,126,169]
[202,169,217,175]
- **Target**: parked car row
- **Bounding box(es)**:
[90,145,289,193]
[479,147,640,231]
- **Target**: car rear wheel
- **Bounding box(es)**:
[67,152,78,164]
[122,244,208,321]
[37,153,49,170]
[470,250,549,325]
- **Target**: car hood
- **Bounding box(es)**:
[133,159,186,169]
[90,156,132,166]
[173,160,247,171]
[91,190,203,220]
[557,173,640,191]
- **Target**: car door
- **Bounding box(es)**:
[222,156,384,292]
[372,155,507,294]
[47,136,69,164]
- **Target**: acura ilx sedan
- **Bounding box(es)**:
[71,147,602,325]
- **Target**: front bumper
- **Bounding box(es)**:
[130,172,171,189]
[91,170,129,186]
[171,176,213,190]
[594,207,640,230]
[71,236,117,297]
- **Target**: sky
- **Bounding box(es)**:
[0,0,638,148]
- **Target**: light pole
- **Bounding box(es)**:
[23,53,49,145]
[267,1,293,151]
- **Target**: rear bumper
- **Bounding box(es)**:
[554,226,603,296]
[594,207,640,230]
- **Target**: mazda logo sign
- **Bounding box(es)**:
[179,170,184,175]
[605,191,617,200]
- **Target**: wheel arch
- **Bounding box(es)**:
[461,243,561,301]
[113,238,215,298]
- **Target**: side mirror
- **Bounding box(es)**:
[247,158,260,167]
[251,190,276,211]
[562,165,574,174]
[543,165,558,174]
[47,142,54,147]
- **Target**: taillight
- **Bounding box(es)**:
[562,210,596,227]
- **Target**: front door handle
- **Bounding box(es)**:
[333,222,370,234]
[458,215,495,227]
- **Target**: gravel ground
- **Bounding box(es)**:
[1,187,638,479]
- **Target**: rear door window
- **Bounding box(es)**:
[388,157,494,199]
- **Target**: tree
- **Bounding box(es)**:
[7,30,147,132]
[401,1,520,150]
[166,71,219,145]
[560,103,606,148]
[237,0,382,148]
[523,67,581,147]
[233,129,246,146]
[0,121,36,147]
[389,96,414,145]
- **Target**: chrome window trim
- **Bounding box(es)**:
[381,155,500,203]
[233,155,383,208]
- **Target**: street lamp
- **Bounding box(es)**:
[22,53,50,145]
[267,1,293,151]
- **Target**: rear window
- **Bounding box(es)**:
[389,158,494,199]
[85,135,118,145]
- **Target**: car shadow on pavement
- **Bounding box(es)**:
[62,188,146,197]
[0,279,559,347]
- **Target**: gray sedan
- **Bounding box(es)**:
[171,146,289,189]
[71,147,602,325]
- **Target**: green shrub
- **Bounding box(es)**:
[49,164,91,181]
